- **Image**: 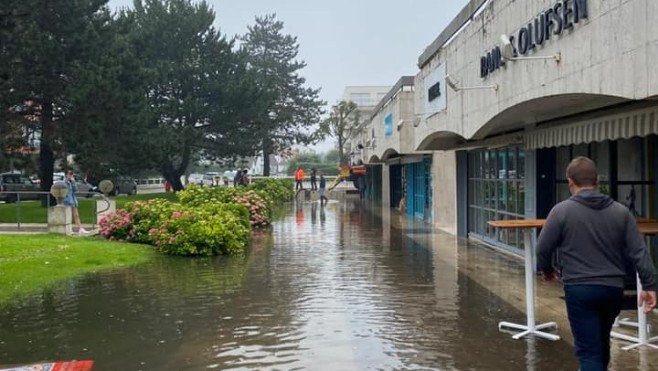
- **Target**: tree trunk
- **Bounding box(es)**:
[161,144,191,192]
[39,100,56,207]
[170,174,185,191]
[263,150,271,177]
[338,137,345,166]
[162,169,185,192]
[262,139,271,176]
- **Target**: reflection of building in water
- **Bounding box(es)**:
[351,0,658,262]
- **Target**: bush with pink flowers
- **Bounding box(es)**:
[178,186,272,227]
[98,209,133,242]
[97,179,292,256]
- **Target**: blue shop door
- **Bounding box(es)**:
[413,162,425,218]
[405,162,427,218]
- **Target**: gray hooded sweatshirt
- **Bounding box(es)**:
[537,189,657,291]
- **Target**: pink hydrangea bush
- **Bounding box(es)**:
[232,191,271,227]
[98,209,133,242]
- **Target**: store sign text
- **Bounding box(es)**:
[480,0,588,78]
[428,81,441,102]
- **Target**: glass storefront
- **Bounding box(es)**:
[554,137,655,218]
[467,146,525,250]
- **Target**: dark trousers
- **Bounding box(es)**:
[296,180,303,190]
[310,177,317,190]
[564,284,624,371]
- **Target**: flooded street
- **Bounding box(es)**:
[1,200,581,370]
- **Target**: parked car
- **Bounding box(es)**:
[0,172,41,202]
[111,176,137,196]
[53,172,95,198]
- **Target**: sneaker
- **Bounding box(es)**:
[78,228,90,235]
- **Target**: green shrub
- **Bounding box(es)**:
[125,199,176,244]
[178,185,242,206]
[179,185,272,227]
[249,178,294,203]
[148,208,250,256]
[98,181,291,257]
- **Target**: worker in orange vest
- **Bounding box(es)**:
[295,167,305,190]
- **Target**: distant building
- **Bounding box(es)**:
[341,86,391,165]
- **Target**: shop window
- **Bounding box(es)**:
[467,145,525,251]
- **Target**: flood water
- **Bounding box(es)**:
[0,200,579,370]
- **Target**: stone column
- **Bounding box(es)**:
[96,198,116,222]
[48,205,72,235]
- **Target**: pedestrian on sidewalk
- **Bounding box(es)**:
[537,156,656,371]
[319,171,327,206]
[63,171,89,235]
[295,167,305,191]
[357,175,367,200]
[310,168,317,191]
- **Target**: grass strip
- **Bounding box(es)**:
[0,234,155,304]
[0,192,178,224]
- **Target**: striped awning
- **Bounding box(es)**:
[524,106,658,150]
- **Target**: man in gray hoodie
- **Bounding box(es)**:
[537,156,656,371]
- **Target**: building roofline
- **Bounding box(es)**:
[369,76,415,122]
[417,0,488,68]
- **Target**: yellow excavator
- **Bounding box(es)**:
[327,165,366,190]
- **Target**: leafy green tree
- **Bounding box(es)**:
[319,100,359,165]
[78,0,259,190]
[323,148,340,164]
[240,14,325,176]
[2,0,111,204]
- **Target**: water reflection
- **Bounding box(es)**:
[0,200,582,370]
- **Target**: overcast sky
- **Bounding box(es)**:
[107,0,469,151]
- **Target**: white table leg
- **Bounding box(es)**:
[498,229,560,341]
[611,273,658,350]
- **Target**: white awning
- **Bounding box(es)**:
[524,106,658,150]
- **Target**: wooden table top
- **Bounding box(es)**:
[488,217,657,230]
[638,222,658,236]
[487,219,545,229]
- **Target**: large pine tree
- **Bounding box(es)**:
[241,14,325,176]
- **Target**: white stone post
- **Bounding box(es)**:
[48,205,72,235]
[96,198,116,222]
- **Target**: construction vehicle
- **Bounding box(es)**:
[327,164,366,191]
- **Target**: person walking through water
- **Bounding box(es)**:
[357,175,367,200]
[319,171,328,206]
[63,170,89,235]
[310,168,317,191]
[537,156,656,371]
[295,167,305,191]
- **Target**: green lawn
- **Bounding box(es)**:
[0,234,155,304]
[0,192,178,224]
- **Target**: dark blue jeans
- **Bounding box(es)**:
[564,284,624,371]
